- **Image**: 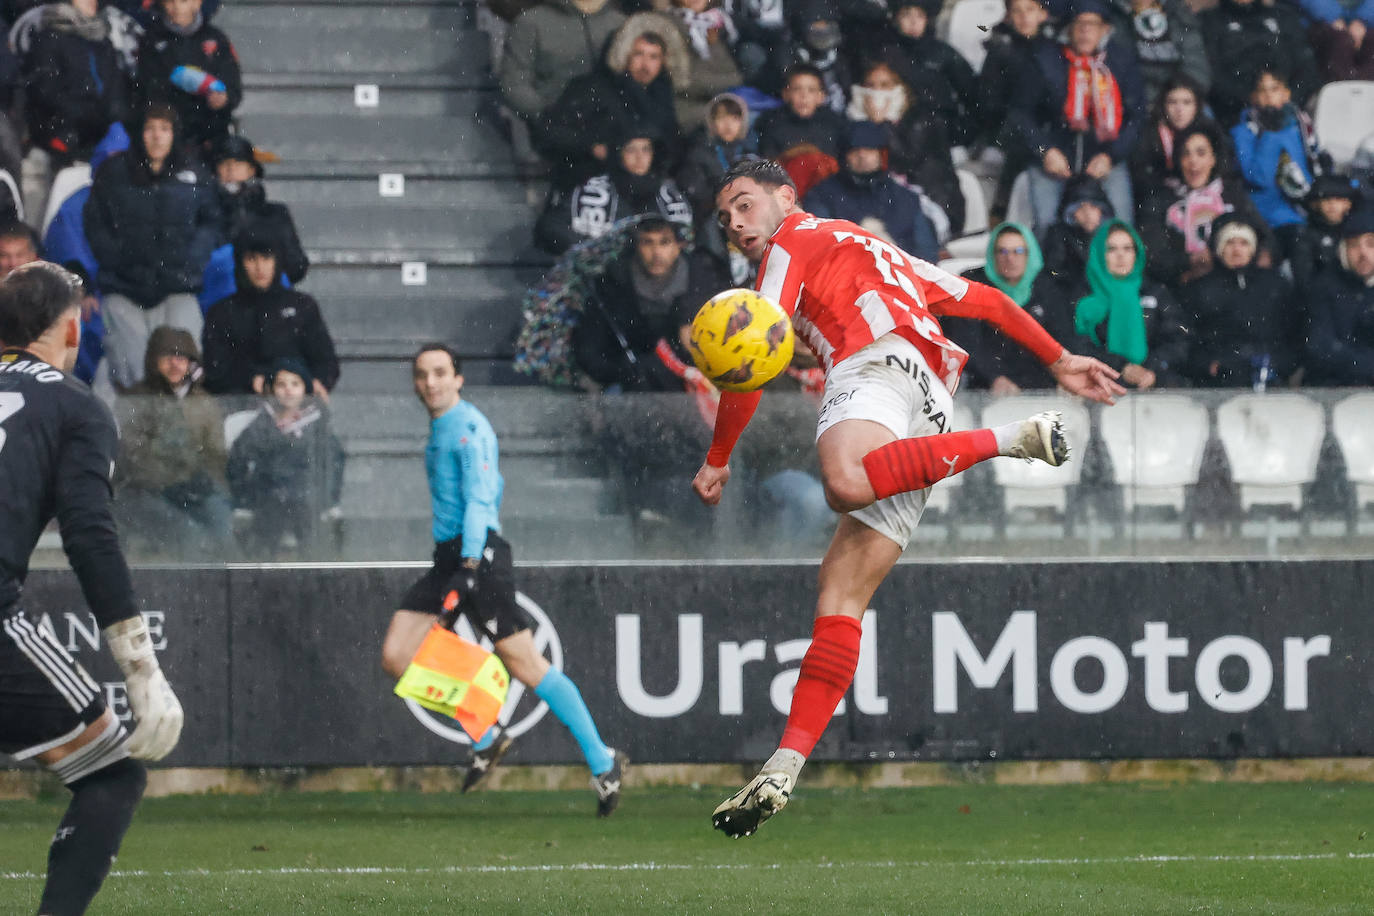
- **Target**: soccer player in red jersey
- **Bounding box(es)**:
[697,159,1125,838]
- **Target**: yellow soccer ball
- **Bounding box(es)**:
[688,289,795,392]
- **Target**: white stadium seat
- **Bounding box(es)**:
[1332,392,1374,510]
[1005,170,1033,227]
[941,0,1005,72]
[1097,394,1209,513]
[957,167,989,235]
[224,409,259,450]
[937,256,984,278]
[981,395,1092,514]
[1312,81,1374,171]
[1215,394,1324,512]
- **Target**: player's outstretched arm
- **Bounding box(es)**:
[693,462,731,505]
[1048,350,1127,405]
[693,390,763,505]
[105,615,184,760]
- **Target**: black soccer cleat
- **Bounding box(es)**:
[591,750,629,818]
[461,727,514,794]
[711,771,794,838]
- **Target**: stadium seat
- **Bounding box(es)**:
[1215,393,1324,512]
[941,0,1005,72]
[224,409,259,450]
[40,164,90,236]
[1097,394,1209,513]
[957,168,989,235]
[1312,81,1374,172]
[1005,170,1033,227]
[937,256,984,277]
[981,395,1091,515]
[1332,392,1374,511]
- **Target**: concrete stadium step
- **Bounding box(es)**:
[267,175,528,209]
[321,296,521,359]
[241,78,494,117]
[300,263,540,301]
[238,113,516,177]
[292,202,540,263]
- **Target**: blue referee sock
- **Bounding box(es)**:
[534,668,615,776]
[471,726,499,753]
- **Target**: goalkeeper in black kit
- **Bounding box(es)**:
[0,262,184,916]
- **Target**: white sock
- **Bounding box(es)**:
[762,748,806,782]
[991,420,1024,455]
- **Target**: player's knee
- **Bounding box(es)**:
[822,469,874,514]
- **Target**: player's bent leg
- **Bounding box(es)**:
[816,418,895,512]
[34,710,146,916]
[380,609,437,680]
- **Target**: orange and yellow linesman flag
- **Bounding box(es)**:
[394,626,510,740]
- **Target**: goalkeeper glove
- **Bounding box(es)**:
[104,616,184,761]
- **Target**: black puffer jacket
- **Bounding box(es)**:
[217,181,309,285]
[134,12,242,150]
[23,7,129,161]
[83,125,223,307]
[1306,263,1374,386]
[1179,260,1298,387]
[201,243,340,395]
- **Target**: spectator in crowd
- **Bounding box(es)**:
[498,0,625,124]
[755,63,847,195]
[134,0,242,157]
[1291,174,1360,287]
[1306,205,1374,385]
[667,0,743,126]
[1106,0,1209,104]
[1040,173,1114,288]
[979,0,1053,216]
[726,0,788,89]
[1008,0,1145,230]
[1230,66,1325,266]
[803,120,942,262]
[1136,122,1270,287]
[535,16,687,189]
[0,220,41,277]
[949,222,1070,392]
[1179,213,1300,387]
[114,325,232,556]
[226,357,345,558]
[781,0,850,114]
[877,0,980,148]
[1071,218,1189,389]
[211,135,308,285]
[535,126,693,254]
[675,91,756,271]
[201,227,340,397]
[1201,0,1318,127]
[1130,74,1217,193]
[1312,11,1374,81]
[852,57,964,235]
[84,103,222,389]
[18,0,130,227]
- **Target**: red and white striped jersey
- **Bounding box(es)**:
[754,212,1061,391]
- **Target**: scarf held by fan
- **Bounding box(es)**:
[1063,48,1123,143]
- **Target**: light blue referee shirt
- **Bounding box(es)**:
[426,400,503,559]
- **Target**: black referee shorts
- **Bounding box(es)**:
[399,531,535,642]
[0,607,108,758]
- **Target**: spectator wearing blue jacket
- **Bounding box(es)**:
[1230,65,1324,264]
[803,120,941,263]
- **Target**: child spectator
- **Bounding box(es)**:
[754,63,847,195]
[114,325,232,557]
[851,57,964,234]
[782,0,850,114]
[1201,0,1318,127]
[878,0,980,148]
[209,135,308,290]
[1179,214,1300,387]
[1136,122,1270,287]
[201,228,339,397]
[668,0,743,126]
[1105,0,1209,104]
[1230,66,1325,266]
[84,103,222,389]
[134,0,242,157]
[1291,174,1360,287]
[675,92,755,270]
[1039,173,1114,290]
[226,358,345,558]
[535,127,693,254]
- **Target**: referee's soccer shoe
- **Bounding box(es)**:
[461,726,514,793]
[592,750,629,817]
[1007,411,1069,466]
[711,770,794,838]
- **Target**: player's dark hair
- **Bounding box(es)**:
[714,157,797,200]
[414,342,461,375]
[0,220,41,255]
[0,261,82,347]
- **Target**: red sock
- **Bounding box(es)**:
[779,615,863,756]
[861,429,1000,501]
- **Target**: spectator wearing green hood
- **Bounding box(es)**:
[951,221,1071,392]
[1072,219,1189,389]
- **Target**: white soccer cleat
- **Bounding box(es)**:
[711,770,794,838]
[1006,410,1069,467]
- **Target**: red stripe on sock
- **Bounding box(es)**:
[861,429,1000,501]
[778,615,863,757]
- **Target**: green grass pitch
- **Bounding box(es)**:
[3,783,1373,914]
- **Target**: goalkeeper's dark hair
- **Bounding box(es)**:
[0,260,83,347]
[714,157,797,200]
[414,341,462,375]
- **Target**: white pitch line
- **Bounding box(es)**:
[4,852,1374,881]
